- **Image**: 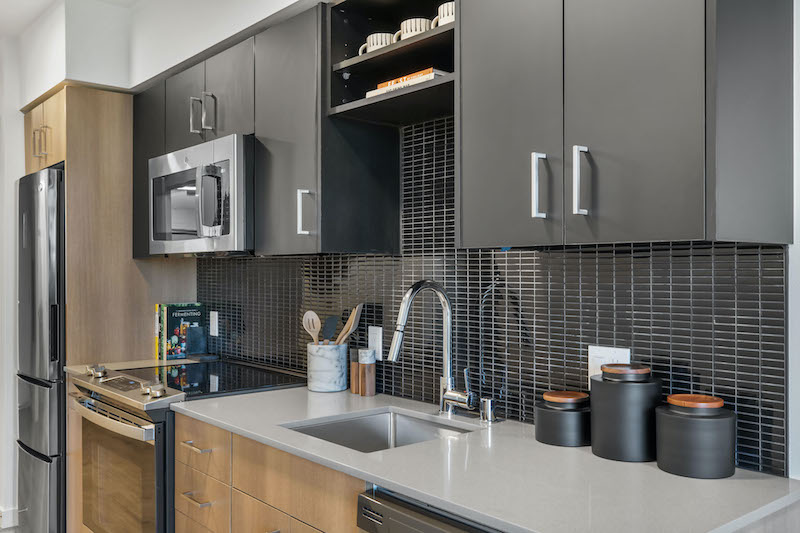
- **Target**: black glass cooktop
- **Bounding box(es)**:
[119,360,306,399]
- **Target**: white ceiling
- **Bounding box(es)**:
[0,0,58,37]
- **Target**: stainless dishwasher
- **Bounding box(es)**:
[357,490,500,533]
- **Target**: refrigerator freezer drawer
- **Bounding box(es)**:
[17,375,61,456]
[17,441,60,533]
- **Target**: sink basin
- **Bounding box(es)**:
[282,409,475,453]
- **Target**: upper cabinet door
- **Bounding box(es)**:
[166,62,205,152]
[253,8,320,255]
[24,104,44,174]
[204,37,255,141]
[460,0,564,248]
[42,88,66,168]
[564,0,706,244]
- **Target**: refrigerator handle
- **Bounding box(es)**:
[49,304,59,362]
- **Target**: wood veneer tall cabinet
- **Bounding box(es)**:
[459,0,793,247]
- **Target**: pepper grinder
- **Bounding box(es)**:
[359,349,376,397]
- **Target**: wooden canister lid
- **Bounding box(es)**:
[667,394,724,409]
[601,363,651,375]
[543,391,589,404]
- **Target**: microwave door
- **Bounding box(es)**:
[18,168,63,383]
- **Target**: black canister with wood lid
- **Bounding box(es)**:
[656,394,736,479]
[591,363,662,462]
[535,391,591,447]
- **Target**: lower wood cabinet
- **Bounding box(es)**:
[175,461,231,533]
[232,434,365,532]
[175,414,365,532]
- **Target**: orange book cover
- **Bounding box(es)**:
[378,68,435,89]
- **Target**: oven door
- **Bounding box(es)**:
[148,133,251,255]
[73,395,164,533]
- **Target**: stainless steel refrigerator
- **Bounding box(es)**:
[17,166,66,533]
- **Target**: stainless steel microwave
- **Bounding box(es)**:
[148,134,253,255]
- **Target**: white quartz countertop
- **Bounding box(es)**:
[171,387,800,533]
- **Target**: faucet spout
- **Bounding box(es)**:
[387,280,474,415]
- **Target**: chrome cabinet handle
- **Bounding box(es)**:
[297,189,311,235]
[531,152,547,219]
[32,129,42,158]
[181,491,212,509]
[180,440,212,454]
[572,145,589,216]
[201,92,216,131]
[189,96,202,134]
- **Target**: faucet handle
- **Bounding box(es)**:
[463,368,479,410]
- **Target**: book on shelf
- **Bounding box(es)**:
[366,68,448,98]
[155,303,208,360]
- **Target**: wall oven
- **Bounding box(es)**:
[149,133,253,255]
[71,390,174,533]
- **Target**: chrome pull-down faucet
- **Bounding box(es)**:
[387,280,477,416]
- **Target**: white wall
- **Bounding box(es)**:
[127,0,315,87]
[0,36,24,524]
[64,0,130,88]
[17,1,66,109]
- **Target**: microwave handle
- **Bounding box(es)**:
[196,164,223,238]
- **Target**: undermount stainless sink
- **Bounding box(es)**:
[282,409,476,453]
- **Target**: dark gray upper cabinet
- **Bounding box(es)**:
[459,0,564,248]
[165,62,204,153]
[563,0,706,244]
[254,5,399,256]
[204,38,255,141]
[165,38,255,153]
[254,8,320,255]
[459,0,792,247]
[133,81,165,259]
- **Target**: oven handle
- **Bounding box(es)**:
[71,395,156,444]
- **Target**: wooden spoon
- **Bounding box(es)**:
[335,304,363,345]
[302,311,321,344]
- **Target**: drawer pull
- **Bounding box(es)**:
[181,491,213,508]
[181,440,213,454]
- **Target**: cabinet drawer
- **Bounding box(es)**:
[231,489,291,533]
[290,518,322,533]
[232,434,363,532]
[175,462,231,533]
[176,509,214,533]
[176,413,232,483]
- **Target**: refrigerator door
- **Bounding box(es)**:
[18,168,63,382]
[17,375,61,456]
[17,441,60,533]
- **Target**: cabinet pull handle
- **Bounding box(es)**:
[40,125,48,156]
[32,129,42,158]
[201,92,216,131]
[181,491,212,508]
[180,440,212,454]
[189,96,202,134]
[572,145,589,216]
[531,152,547,219]
[297,189,311,235]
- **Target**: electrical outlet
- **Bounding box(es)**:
[588,345,631,389]
[209,311,219,337]
[369,326,383,361]
[0,508,19,529]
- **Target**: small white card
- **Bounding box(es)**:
[588,345,631,389]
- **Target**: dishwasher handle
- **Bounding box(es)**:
[357,492,491,533]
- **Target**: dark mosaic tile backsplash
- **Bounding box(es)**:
[198,117,787,475]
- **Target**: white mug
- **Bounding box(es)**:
[393,18,432,42]
[432,2,456,28]
[359,32,394,55]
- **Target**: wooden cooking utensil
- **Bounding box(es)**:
[335,304,363,345]
[302,311,321,344]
